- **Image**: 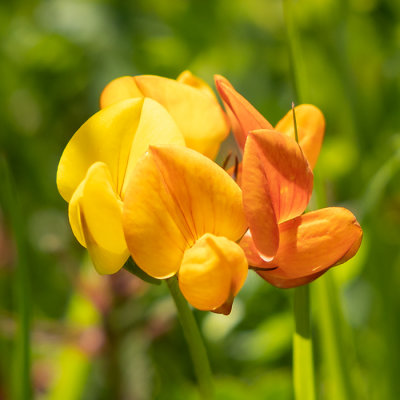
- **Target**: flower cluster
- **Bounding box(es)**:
[57,71,362,314]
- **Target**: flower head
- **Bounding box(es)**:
[57,98,185,274]
[122,145,248,313]
[215,76,362,288]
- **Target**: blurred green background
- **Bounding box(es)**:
[1,0,400,399]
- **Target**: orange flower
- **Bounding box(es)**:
[215,76,362,288]
[122,145,248,313]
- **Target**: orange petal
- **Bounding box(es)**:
[242,129,313,260]
[259,271,325,289]
[100,76,143,109]
[256,207,363,288]
[178,233,248,313]
[215,75,272,151]
[122,145,247,279]
[275,104,325,169]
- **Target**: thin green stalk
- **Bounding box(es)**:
[166,277,214,400]
[0,156,31,399]
[293,285,316,400]
[282,1,316,398]
[283,0,309,103]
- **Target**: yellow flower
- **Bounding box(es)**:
[100,71,230,159]
[122,145,248,314]
[57,98,185,274]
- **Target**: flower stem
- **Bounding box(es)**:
[293,284,316,400]
[166,277,214,399]
[282,1,316,398]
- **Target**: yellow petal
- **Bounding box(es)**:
[275,104,325,169]
[215,75,272,151]
[69,162,129,274]
[99,76,143,109]
[177,70,217,99]
[178,233,248,313]
[57,98,143,202]
[57,98,184,203]
[134,75,229,159]
[122,145,247,279]
[242,129,313,260]
[257,207,363,288]
[121,98,185,197]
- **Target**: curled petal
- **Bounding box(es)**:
[178,234,248,314]
[69,162,129,274]
[100,73,229,159]
[215,75,272,151]
[239,230,264,267]
[275,104,325,169]
[256,207,363,288]
[123,146,247,279]
[242,129,313,259]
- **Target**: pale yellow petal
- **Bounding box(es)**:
[134,75,229,159]
[178,234,248,313]
[69,162,129,274]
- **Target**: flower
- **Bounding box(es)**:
[215,76,363,288]
[57,98,185,274]
[100,71,230,159]
[122,145,248,314]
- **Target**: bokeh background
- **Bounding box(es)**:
[1,0,400,399]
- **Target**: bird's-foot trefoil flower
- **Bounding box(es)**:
[57,98,185,274]
[214,76,362,288]
[100,71,230,159]
[122,145,248,314]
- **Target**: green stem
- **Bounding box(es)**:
[293,285,316,400]
[282,1,316,398]
[166,277,214,400]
